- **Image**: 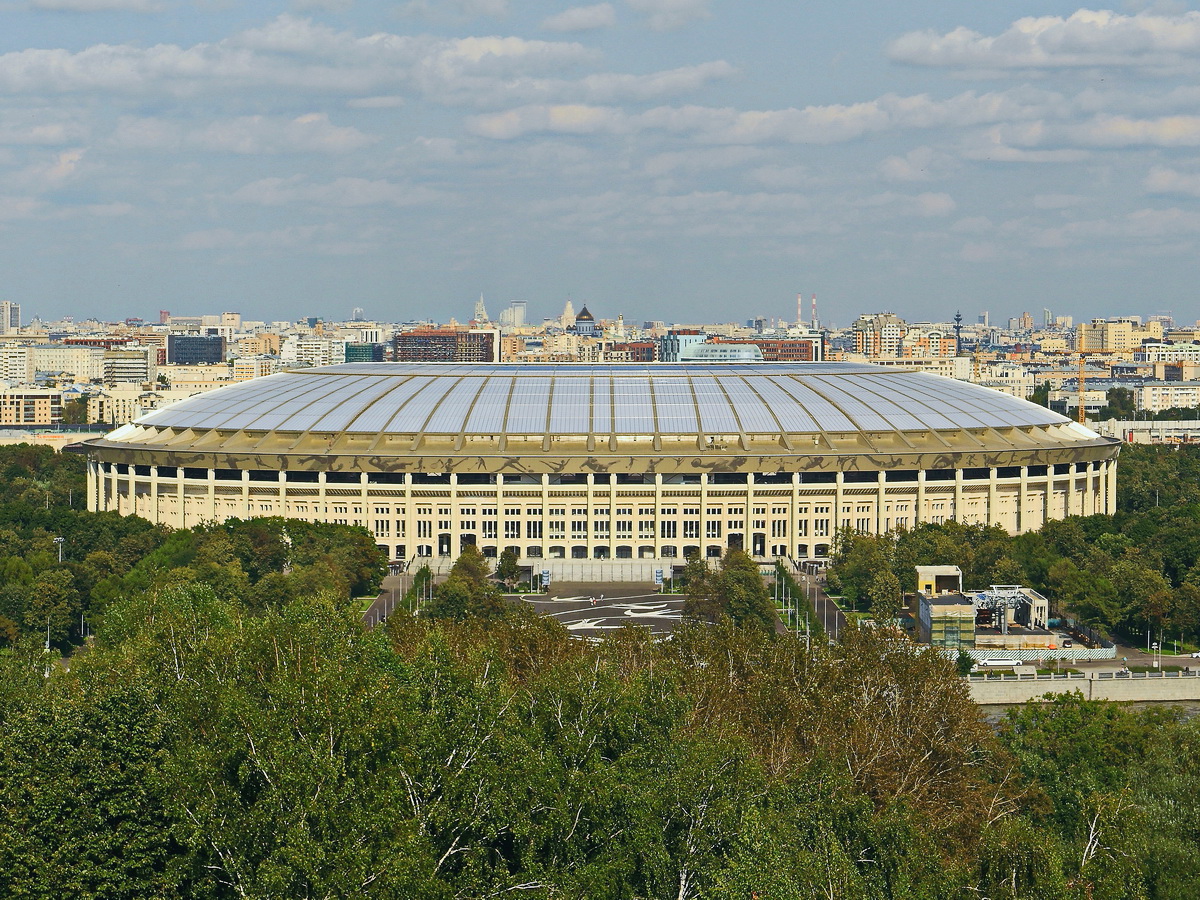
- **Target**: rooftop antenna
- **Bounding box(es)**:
[953,310,963,356]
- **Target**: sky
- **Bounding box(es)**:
[3,1,1200,328]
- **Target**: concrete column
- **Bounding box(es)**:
[1045,468,1054,526]
[1018,466,1029,533]
[1106,458,1118,515]
[916,469,926,526]
[953,468,964,521]
[446,475,453,561]
[833,472,844,534]
[876,471,886,534]
[987,468,998,528]
[540,473,550,560]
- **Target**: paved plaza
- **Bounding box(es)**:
[519,582,686,639]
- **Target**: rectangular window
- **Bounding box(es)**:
[615,507,632,516]
[526,521,542,539]
[594,520,610,536]
[548,521,565,538]
[814,519,830,537]
[771,521,787,537]
[504,521,521,538]
[707,507,722,517]
[660,521,677,539]
[417,521,432,538]
[482,521,498,539]
[373,520,390,537]
[615,520,633,536]
[460,520,476,531]
[548,508,565,517]
[796,520,808,537]
[571,520,588,537]
[706,521,722,538]
[639,521,656,538]
[683,521,700,539]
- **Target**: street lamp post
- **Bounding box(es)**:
[53,536,64,563]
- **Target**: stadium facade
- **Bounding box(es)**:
[85,362,1120,579]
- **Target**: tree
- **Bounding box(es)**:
[716,550,776,633]
[24,568,79,645]
[496,548,520,591]
[864,567,903,623]
[60,397,89,425]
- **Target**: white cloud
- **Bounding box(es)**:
[541,4,616,32]
[0,16,596,102]
[231,175,443,206]
[890,9,1200,71]
[177,225,323,251]
[1032,193,1085,208]
[0,197,43,220]
[31,0,165,11]
[111,112,375,154]
[347,96,405,109]
[467,89,1055,143]
[879,146,939,182]
[627,0,709,31]
[1144,165,1200,195]
[1071,113,1200,145]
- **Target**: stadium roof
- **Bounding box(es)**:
[91,362,1116,471]
[127,362,1073,438]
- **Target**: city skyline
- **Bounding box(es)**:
[3,3,1200,324]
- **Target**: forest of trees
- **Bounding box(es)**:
[0,445,384,650]
[1,441,1200,896]
[827,444,1200,647]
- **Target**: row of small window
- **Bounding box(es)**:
[387,543,837,561]
[99,462,1107,480]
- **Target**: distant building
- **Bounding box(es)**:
[713,334,824,362]
[0,388,61,425]
[678,343,763,362]
[573,306,598,338]
[102,348,155,386]
[232,355,284,382]
[0,301,20,335]
[167,334,226,365]
[852,313,907,357]
[344,342,385,363]
[605,341,656,362]
[393,328,499,362]
[658,329,707,362]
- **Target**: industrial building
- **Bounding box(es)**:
[84,362,1120,579]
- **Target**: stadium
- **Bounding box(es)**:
[85,362,1120,579]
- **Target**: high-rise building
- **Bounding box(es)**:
[852,313,907,357]
[498,300,527,329]
[473,294,489,324]
[0,301,20,335]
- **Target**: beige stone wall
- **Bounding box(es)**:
[89,459,1116,566]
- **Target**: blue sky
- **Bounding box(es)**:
[3,1,1200,328]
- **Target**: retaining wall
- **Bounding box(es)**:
[969,670,1200,705]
